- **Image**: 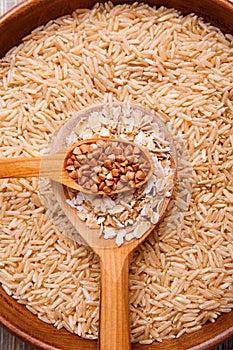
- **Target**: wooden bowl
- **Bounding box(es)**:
[0,1,233,349]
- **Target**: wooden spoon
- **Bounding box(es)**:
[46,103,177,350]
[0,137,153,195]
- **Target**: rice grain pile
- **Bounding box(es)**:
[0,2,233,344]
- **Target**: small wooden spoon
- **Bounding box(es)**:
[0,137,153,195]
[47,103,177,350]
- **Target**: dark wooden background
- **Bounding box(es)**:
[1,326,233,350]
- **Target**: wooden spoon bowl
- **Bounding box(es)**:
[63,137,154,195]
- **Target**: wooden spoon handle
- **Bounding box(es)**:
[0,157,42,178]
[99,250,131,350]
[0,153,65,182]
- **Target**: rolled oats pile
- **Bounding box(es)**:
[65,103,175,246]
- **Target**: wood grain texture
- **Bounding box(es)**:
[0,157,42,178]
[0,327,36,350]
[0,1,233,350]
[98,252,130,350]
[1,325,233,350]
[0,153,64,185]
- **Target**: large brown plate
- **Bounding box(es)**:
[0,1,233,349]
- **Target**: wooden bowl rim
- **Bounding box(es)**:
[0,0,233,56]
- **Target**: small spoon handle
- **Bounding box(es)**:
[98,249,131,350]
[0,157,42,178]
[0,154,64,183]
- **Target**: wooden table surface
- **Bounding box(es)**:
[0,1,233,350]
